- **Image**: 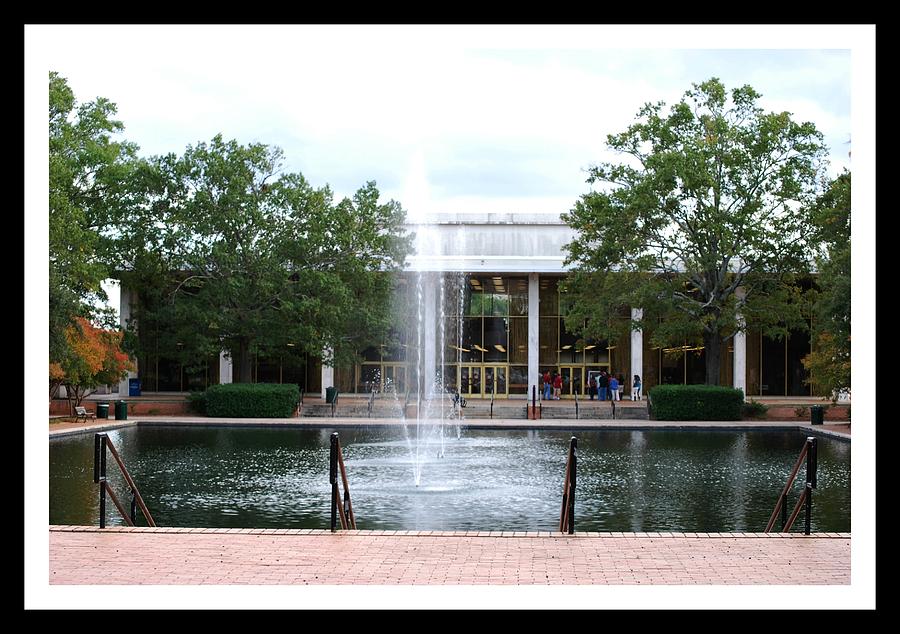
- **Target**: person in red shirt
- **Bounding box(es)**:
[542,370,552,400]
[553,372,563,400]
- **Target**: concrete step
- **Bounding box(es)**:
[299,401,648,420]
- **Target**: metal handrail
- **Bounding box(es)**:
[611,396,617,420]
[93,433,156,528]
[367,389,376,418]
[298,389,305,417]
[329,432,356,531]
[330,390,339,417]
[574,391,579,420]
[558,436,577,534]
[765,436,818,534]
[490,386,495,419]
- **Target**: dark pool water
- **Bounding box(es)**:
[49,426,850,532]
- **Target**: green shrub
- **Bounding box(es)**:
[742,400,769,419]
[187,391,207,415]
[205,383,299,418]
[794,406,809,418]
[648,385,744,420]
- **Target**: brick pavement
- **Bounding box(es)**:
[49,527,850,585]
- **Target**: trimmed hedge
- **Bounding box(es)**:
[205,383,299,418]
[648,385,744,421]
[187,391,207,415]
[742,400,769,419]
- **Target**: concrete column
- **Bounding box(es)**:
[118,284,137,395]
[630,307,643,396]
[528,273,540,400]
[423,274,436,393]
[218,350,233,384]
[321,348,334,400]
[733,287,747,394]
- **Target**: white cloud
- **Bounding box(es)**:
[36,25,855,215]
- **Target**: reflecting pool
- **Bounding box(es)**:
[49,426,850,532]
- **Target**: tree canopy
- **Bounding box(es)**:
[802,171,851,399]
[49,72,137,387]
[117,135,412,383]
[562,78,828,385]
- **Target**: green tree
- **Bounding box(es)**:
[562,78,827,385]
[119,135,411,383]
[49,72,137,368]
[802,172,850,399]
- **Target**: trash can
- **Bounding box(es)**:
[325,386,337,404]
[128,378,142,397]
[115,400,128,421]
[810,405,824,425]
[96,402,109,419]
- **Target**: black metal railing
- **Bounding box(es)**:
[330,390,339,417]
[490,386,495,419]
[298,389,305,417]
[367,389,376,418]
[558,436,577,534]
[93,433,156,528]
[329,432,356,532]
[765,436,818,535]
[574,391,579,420]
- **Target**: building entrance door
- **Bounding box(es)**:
[560,366,583,397]
[382,364,406,394]
[483,365,508,398]
[460,365,482,398]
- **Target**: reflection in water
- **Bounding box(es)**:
[50,427,850,532]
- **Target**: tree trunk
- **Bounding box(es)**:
[704,332,722,386]
[237,338,253,383]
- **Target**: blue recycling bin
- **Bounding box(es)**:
[128,378,142,397]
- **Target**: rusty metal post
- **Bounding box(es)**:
[568,436,577,534]
[330,432,338,532]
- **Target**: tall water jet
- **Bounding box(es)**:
[399,152,461,487]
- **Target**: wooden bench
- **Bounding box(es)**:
[74,406,96,424]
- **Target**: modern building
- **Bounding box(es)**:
[118,213,813,399]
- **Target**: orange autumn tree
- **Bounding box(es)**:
[53,317,134,413]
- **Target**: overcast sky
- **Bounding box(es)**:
[32,26,856,219]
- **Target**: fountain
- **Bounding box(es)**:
[391,201,467,486]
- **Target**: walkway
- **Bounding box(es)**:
[49,527,849,585]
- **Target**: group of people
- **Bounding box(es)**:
[542,370,642,401]
[542,370,565,400]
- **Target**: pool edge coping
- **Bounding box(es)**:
[49,418,851,441]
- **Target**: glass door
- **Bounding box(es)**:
[483,365,508,397]
[460,365,482,398]
[382,364,406,394]
[560,366,584,397]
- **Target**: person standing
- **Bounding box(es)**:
[617,374,625,402]
[588,374,597,400]
[598,370,608,402]
[542,370,552,400]
[609,374,619,401]
[553,372,563,400]
[632,374,642,400]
